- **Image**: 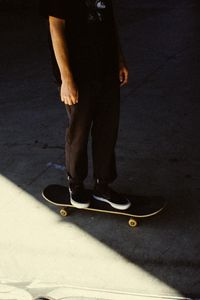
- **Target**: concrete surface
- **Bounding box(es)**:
[0,0,200,299]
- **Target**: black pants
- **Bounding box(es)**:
[65,75,120,184]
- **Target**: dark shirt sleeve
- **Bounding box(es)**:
[39,0,66,19]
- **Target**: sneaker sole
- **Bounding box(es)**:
[69,188,90,209]
[93,195,131,211]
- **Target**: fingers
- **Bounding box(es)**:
[63,96,73,106]
[120,67,129,87]
[61,91,79,106]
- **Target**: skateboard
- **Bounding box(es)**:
[42,184,166,228]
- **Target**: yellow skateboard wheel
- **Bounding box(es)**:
[60,208,68,217]
[128,218,138,228]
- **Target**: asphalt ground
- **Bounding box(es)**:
[0,0,200,299]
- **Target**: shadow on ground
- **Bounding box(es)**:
[0,0,200,298]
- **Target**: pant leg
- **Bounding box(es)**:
[91,76,120,183]
[65,83,94,183]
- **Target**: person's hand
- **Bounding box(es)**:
[60,77,79,106]
[119,60,129,87]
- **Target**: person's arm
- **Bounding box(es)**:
[49,16,78,105]
[111,1,129,87]
[117,37,129,87]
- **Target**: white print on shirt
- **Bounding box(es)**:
[96,0,106,9]
[85,0,107,23]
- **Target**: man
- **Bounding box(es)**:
[40,0,130,210]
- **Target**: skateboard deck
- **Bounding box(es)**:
[42,184,166,227]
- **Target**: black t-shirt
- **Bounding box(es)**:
[39,0,119,83]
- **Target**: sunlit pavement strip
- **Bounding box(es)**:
[0,284,32,300]
[0,175,190,299]
[41,287,194,300]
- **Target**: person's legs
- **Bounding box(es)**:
[91,76,131,210]
[91,76,120,183]
[64,82,95,208]
[65,83,94,185]
[64,75,130,210]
